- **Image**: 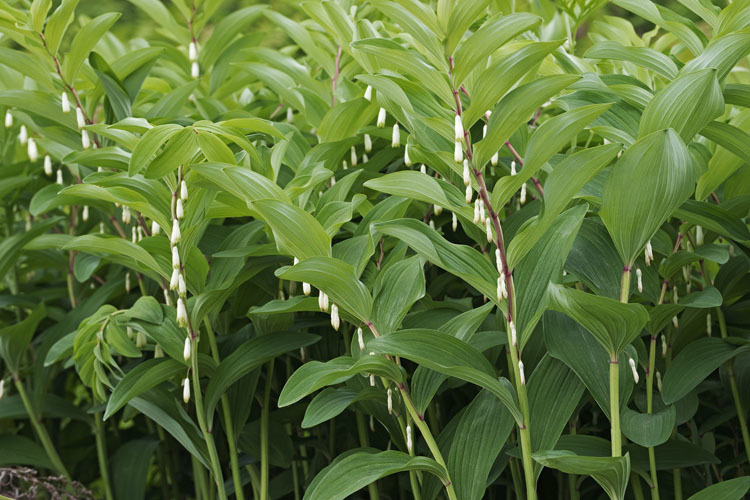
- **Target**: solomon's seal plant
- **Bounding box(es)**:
[0,0,749,499]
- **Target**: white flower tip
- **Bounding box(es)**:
[485,218,493,242]
[172,246,181,269]
[61,92,70,113]
[183,377,191,403]
[176,297,188,327]
[636,268,643,293]
[404,144,412,166]
[170,268,180,290]
[27,137,38,162]
[518,360,526,385]
[406,425,413,452]
[189,42,198,62]
[183,336,191,362]
[4,110,12,128]
[191,61,200,78]
[520,183,526,205]
[391,123,400,148]
[454,114,464,142]
[151,221,160,235]
[180,180,188,201]
[171,220,181,245]
[56,168,63,185]
[629,358,639,384]
[377,107,386,128]
[176,198,184,219]
[81,129,91,149]
[364,85,372,101]
[364,133,372,153]
[465,185,472,204]
[302,282,311,296]
[491,151,499,166]
[331,303,340,331]
[451,212,457,231]
[463,160,471,186]
[357,327,365,351]
[387,388,392,414]
[509,320,517,346]
[511,160,517,176]
[454,141,463,163]
[0,379,5,399]
[178,274,186,296]
[76,107,85,129]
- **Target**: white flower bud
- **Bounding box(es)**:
[176,198,184,219]
[629,357,639,383]
[151,221,160,235]
[183,377,190,403]
[645,240,654,266]
[364,133,372,152]
[454,114,464,143]
[486,218,493,242]
[429,219,435,229]
[500,275,508,300]
[482,123,487,139]
[331,303,340,331]
[364,85,372,101]
[404,144,412,166]
[479,198,486,223]
[180,180,188,201]
[377,107,386,127]
[0,379,5,399]
[452,212,457,231]
[656,371,662,392]
[81,205,89,222]
[26,137,38,162]
[178,274,186,296]
[419,165,426,175]
[286,107,293,122]
[510,160,516,176]
[318,291,329,312]
[302,282,311,296]
[136,330,147,348]
[176,297,188,327]
[520,183,526,205]
[122,206,131,225]
[696,225,703,246]
[387,388,392,414]
[370,374,375,387]
[154,344,164,358]
[18,125,27,145]
[496,249,503,274]
[171,220,181,245]
[171,248,181,271]
[454,141,463,163]
[43,154,52,176]
[465,185,472,204]
[509,320,516,345]
[56,168,63,185]
[661,334,667,358]
[350,146,358,166]
[189,42,198,62]
[463,160,471,186]
[636,267,643,293]
[391,123,400,148]
[473,201,480,224]
[518,360,526,385]
[672,315,679,329]
[170,268,180,290]
[434,204,442,215]
[497,277,504,302]
[183,336,191,362]
[76,107,86,129]
[61,92,70,113]
[4,111,12,128]
[191,61,199,78]
[131,226,137,243]
[81,129,91,149]
[491,151,499,166]
[357,327,365,351]
[362,153,369,163]
[406,425,413,452]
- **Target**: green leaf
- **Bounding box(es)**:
[112,439,160,500]
[278,356,404,408]
[318,98,378,143]
[0,435,53,470]
[639,69,723,143]
[491,103,613,208]
[303,450,448,500]
[253,199,331,259]
[533,451,630,500]
[277,257,372,323]
[63,235,164,278]
[466,40,565,127]
[372,256,425,335]
[444,0,491,55]
[104,358,184,419]
[681,31,750,81]
[600,129,695,265]
[547,284,649,356]
[62,12,121,81]
[374,218,497,306]
[43,0,79,55]
[367,330,523,423]
[0,304,46,373]
[621,406,676,447]
[0,217,61,282]
[128,124,182,176]
[301,387,379,429]
[684,478,750,500]
[452,13,541,85]
[585,41,678,80]
[673,200,750,243]
[662,337,750,404]
[144,127,198,179]
[474,74,582,169]
[204,333,319,422]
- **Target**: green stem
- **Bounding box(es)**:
[509,455,525,500]
[13,376,69,478]
[673,469,682,500]
[193,455,210,500]
[631,473,645,500]
[94,411,114,500]
[646,336,660,500]
[204,321,245,500]
[260,360,274,500]
[246,464,260,500]
[399,384,458,500]
[190,339,227,500]
[716,307,750,462]
[356,411,381,500]
[609,358,622,456]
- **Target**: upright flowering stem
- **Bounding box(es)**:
[448,59,536,500]
[612,265,633,457]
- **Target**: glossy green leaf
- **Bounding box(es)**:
[621,406,676,447]
[585,41,678,79]
[533,451,630,500]
[62,12,121,81]
[372,256,425,335]
[104,359,184,420]
[685,478,750,500]
[0,304,46,373]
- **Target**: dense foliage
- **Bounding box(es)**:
[1,0,749,499]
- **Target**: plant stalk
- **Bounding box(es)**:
[260,360,275,500]
[356,411,381,500]
[646,335,660,500]
[94,411,114,500]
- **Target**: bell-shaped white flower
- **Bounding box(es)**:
[286,107,293,122]
[350,146,358,166]
[189,42,198,62]
[404,144,412,166]
[452,212,457,231]
[362,153,369,163]
[706,313,712,335]
[4,110,12,128]
[377,107,386,128]
[26,137,38,162]
[180,180,188,201]
[43,154,52,176]
[170,268,180,290]
[509,320,517,346]
[302,282,311,296]
[176,297,189,327]
[661,334,667,357]
[19,125,28,145]
[473,200,480,224]
[122,205,131,225]
[364,133,372,153]
[454,141,463,163]
[391,123,400,148]
[76,107,86,129]
[628,357,639,384]
[695,225,703,246]
[151,221,160,235]
[81,129,91,149]
[172,246,181,269]
[463,160,471,186]
[454,114,464,143]
[183,336,191,362]
[496,249,503,274]
[645,240,654,266]
[191,61,200,78]
[131,227,137,244]
[656,371,662,392]
[485,218,493,242]
[0,379,5,399]
[491,151,499,166]
[330,303,340,331]
[357,327,365,351]
[434,204,442,216]
[636,268,643,293]
[171,220,181,245]
[176,198,184,219]
[56,168,63,185]
[518,360,526,385]
[318,291,329,312]
[511,160,517,176]
[520,183,527,205]
[61,92,70,113]
[387,388,393,414]
[136,330,147,348]
[364,85,372,101]
[465,185,472,204]
[672,315,679,328]
[154,344,164,358]
[182,377,191,403]
[82,205,89,222]
[406,425,413,452]
[178,274,186,296]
